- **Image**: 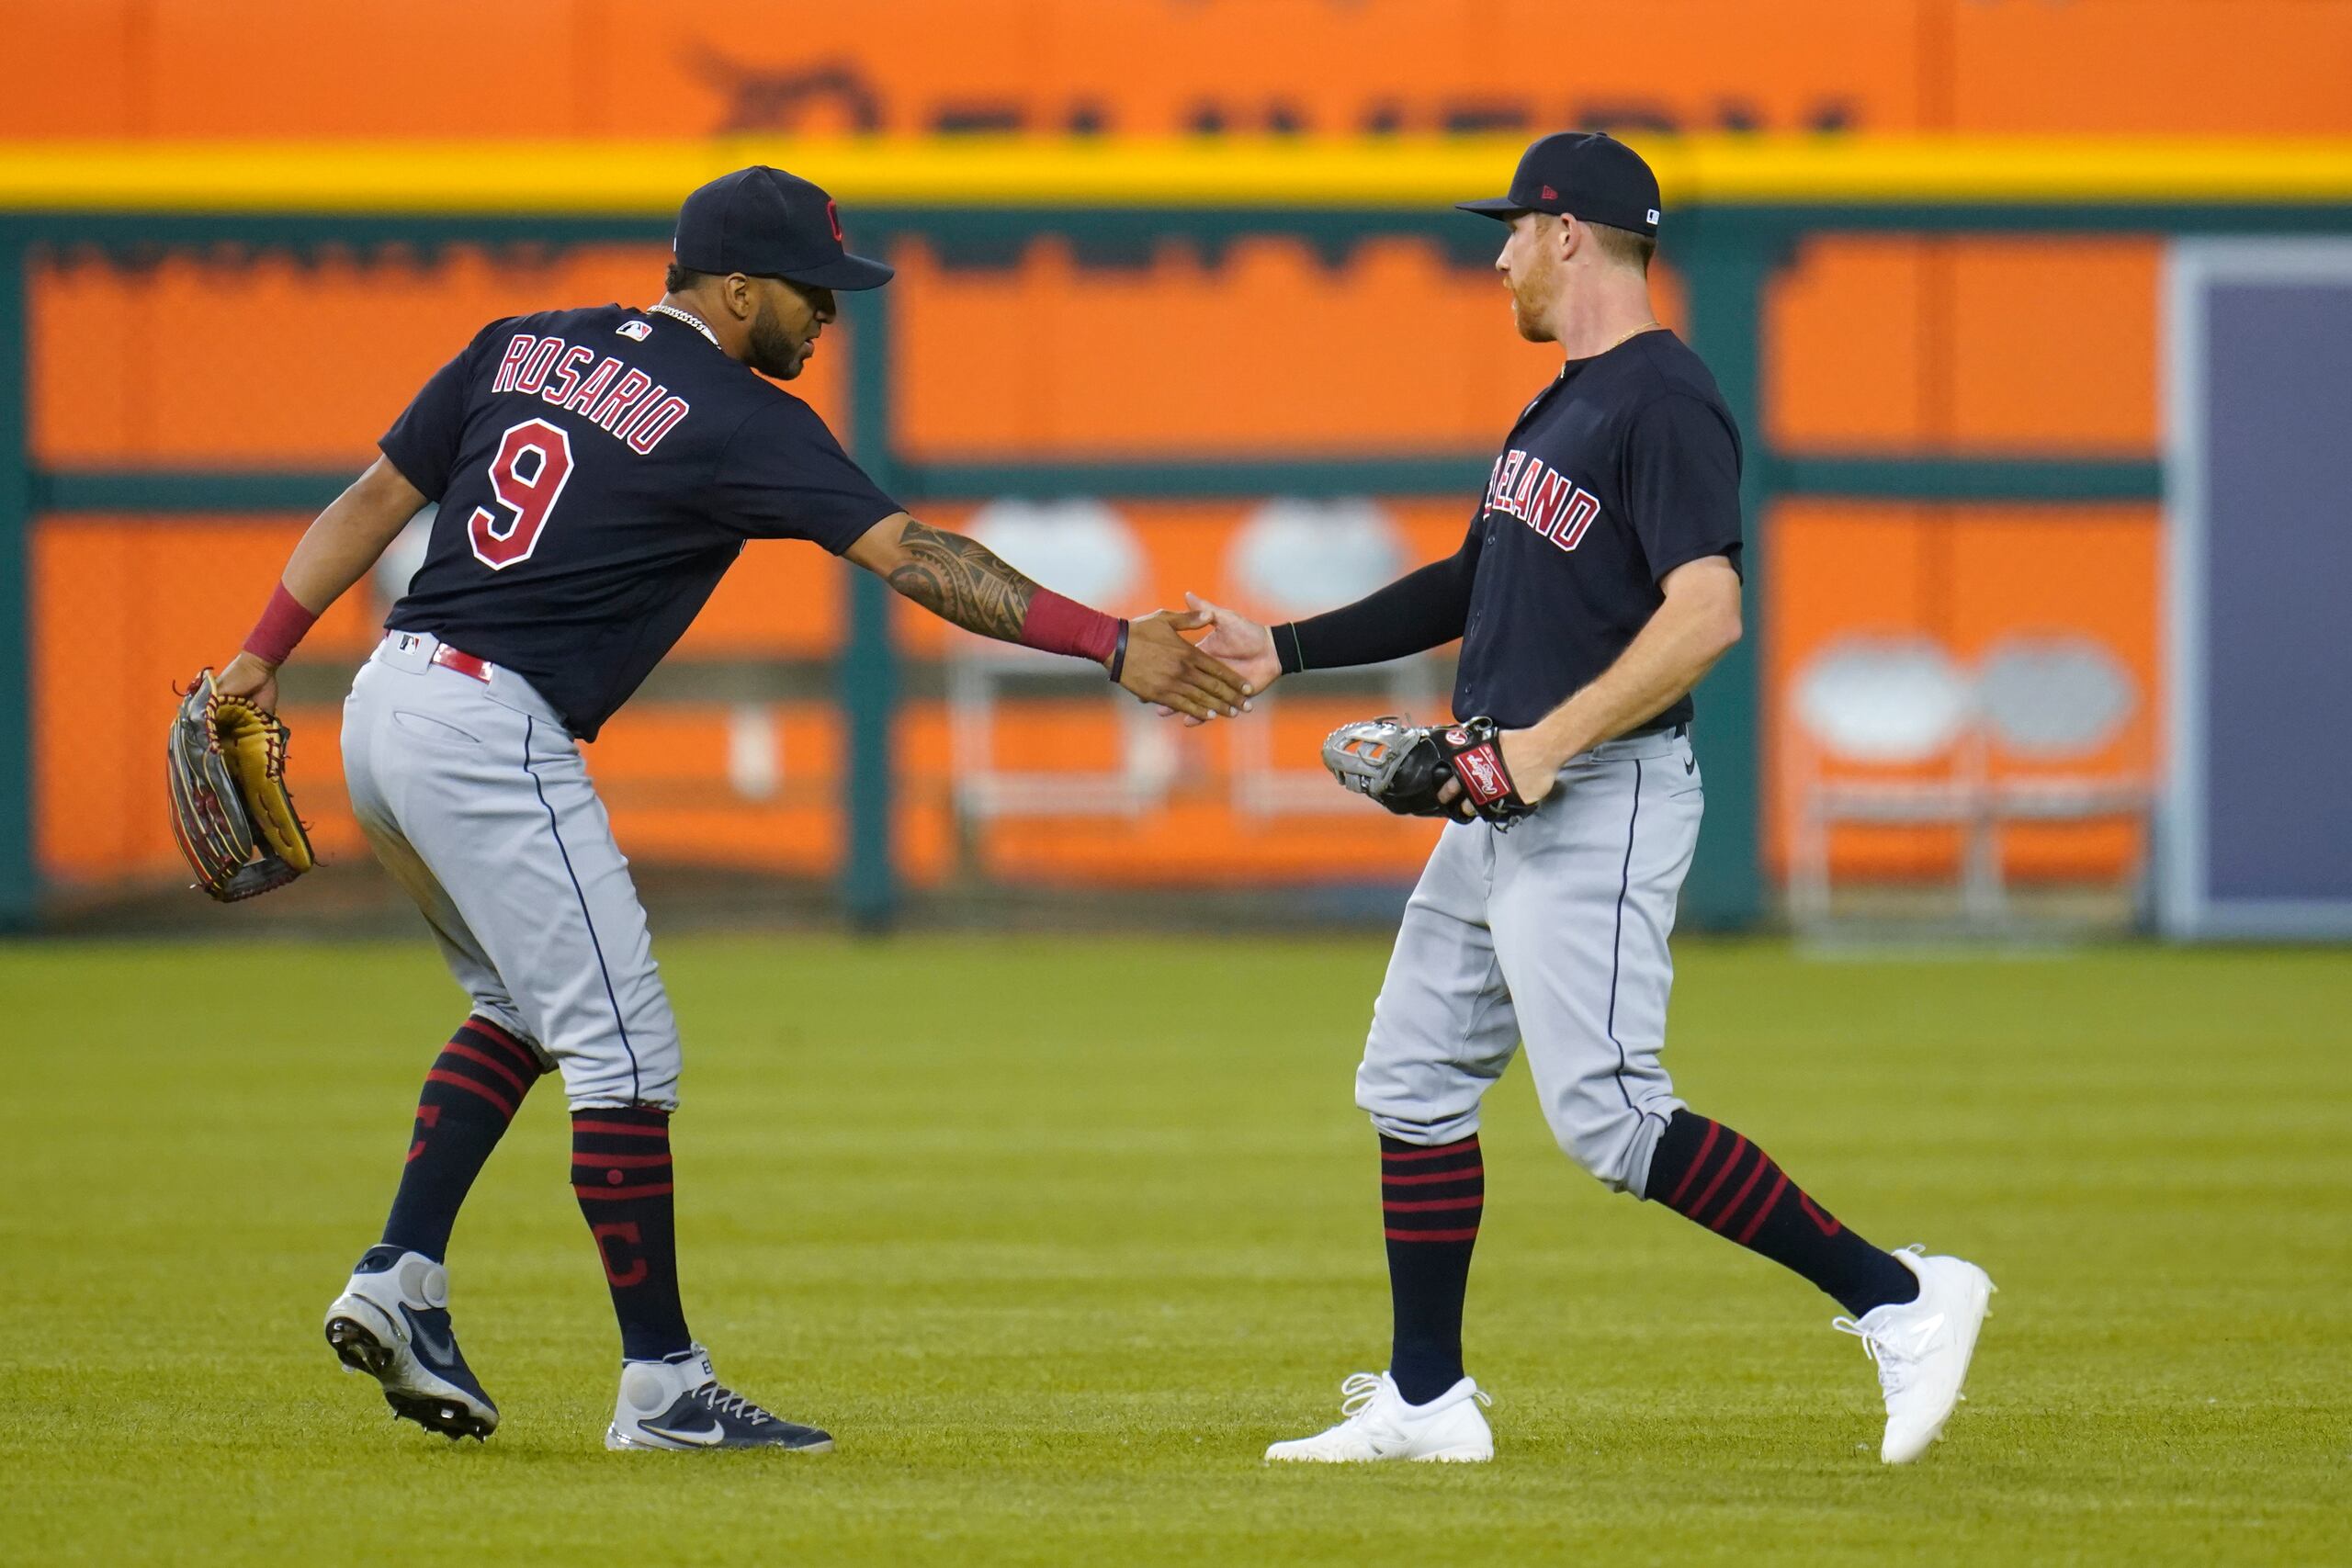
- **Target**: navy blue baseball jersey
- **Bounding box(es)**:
[379,304,901,739]
[1452,329,1744,730]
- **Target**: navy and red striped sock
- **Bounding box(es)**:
[380,1015,548,1261]
[1647,1110,1917,1316]
[571,1106,692,1362]
[1380,1133,1485,1405]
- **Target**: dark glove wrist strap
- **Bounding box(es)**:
[1106,619,1131,683]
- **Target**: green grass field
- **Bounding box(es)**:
[3,934,2346,1564]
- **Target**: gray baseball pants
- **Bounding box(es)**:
[1356,725,1703,1197]
[341,630,681,1111]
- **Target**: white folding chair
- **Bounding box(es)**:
[1785,636,1985,925]
[726,705,781,801]
[1222,497,1437,815]
[1977,634,2150,902]
[948,499,1169,818]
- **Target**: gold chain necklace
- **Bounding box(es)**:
[1597,319,1664,355]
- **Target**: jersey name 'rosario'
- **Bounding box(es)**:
[379,304,901,739]
[1453,329,1745,730]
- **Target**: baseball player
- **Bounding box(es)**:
[209,165,1249,1451]
[1184,134,1993,1464]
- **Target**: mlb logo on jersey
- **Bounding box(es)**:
[616,320,651,341]
[1483,447,1603,553]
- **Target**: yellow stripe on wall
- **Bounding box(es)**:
[4,136,2351,214]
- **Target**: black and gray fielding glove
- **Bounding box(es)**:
[1321,715,1537,827]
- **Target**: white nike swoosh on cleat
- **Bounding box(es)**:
[639,1421,726,1447]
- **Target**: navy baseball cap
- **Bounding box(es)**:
[1456,132,1662,237]
[673,166,894,291]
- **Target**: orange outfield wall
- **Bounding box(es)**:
[27,224,2173,890]
[30,233,2159,467]
[6,0,2352,139]
[21,0,2336,895]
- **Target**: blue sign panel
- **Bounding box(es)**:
[2164,242,2352,938]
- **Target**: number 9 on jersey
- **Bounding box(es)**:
[469,418,576,570]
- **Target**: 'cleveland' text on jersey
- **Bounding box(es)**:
[1480,448,1604,553]
[1451,329,1745,730]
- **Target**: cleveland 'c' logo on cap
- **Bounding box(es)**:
[826,199,843,242]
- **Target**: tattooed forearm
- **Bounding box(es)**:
[883,519,1038,641]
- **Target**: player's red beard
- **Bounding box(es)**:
[747,297,811,380]
[1496,214,1568,344]
[1506,261,1557,344]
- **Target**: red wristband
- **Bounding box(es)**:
[1016,588,1122,666]
[242,582,320,667]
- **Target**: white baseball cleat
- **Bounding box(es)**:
[1264,1371,1494,1463]
[605,1344,834,1451]
[1834,1246,1996,1463]
[322,1245,499,1440]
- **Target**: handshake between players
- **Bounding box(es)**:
[183,142,1988,1466]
